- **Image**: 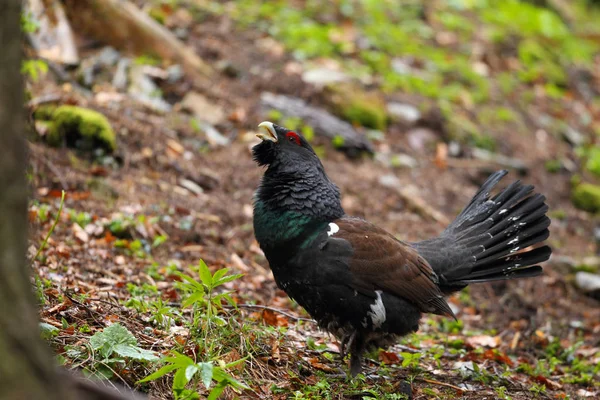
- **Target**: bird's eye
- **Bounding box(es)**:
[286,131,301,146]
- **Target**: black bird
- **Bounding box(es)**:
[252,121,551,376]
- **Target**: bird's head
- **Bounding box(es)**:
[252,121,319,169]
[252,121,344,220]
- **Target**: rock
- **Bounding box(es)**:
[260,92,373,156]
[562,124,586,147]
[97,47,120,66]
[302,67,350,86]
[192,120,230,147]
[181,92,225,125]
[572,183,600,213]
[112,58,130,90]
[391,58,413,75]
[448,141,462,157]
[323,83,387,130]
[167,65,184,83]
[387,102,421,124]
[453,361,476,377]
[34,105,116,152]
[216,60,240,78]
[574,271,600,299]
[178,178,204,196]
[128,65,172,113]
[77,57,99,87]
[472,148,528,174]
[376,152,417,169]
[406,127,437,153]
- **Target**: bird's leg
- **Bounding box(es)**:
[339,331,353,359]
[349,332,365,377]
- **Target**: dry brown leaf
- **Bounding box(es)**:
[379,350,400,364]
[466,335,500,349]
[261,309,289,327]
[305,357,333,372]
[72,223,89,243]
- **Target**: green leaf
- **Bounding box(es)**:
[198,260,213,287]
[182,291,206,308]
[207,382,228,400]
[211,268,229,283]
[213,273,244,287]
[138,364,180,383]
[39,322,59,339]
[113,344,160,361]
[89,323,137,358]
[199,362,213,388]
[173,366,191,390]
[166,351,196,367]
[185,364,199,382]
[223,356,248,369]
[176,272,205,292]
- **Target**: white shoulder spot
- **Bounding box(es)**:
[327,222,340,237]
[367,290,386,329]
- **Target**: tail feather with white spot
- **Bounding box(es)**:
[412,170,552,290]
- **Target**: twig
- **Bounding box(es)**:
[63,292,105,327]
[415,377,465,392]
[26,93,62,108]
[233,304,315,323]
[35,190,66,261]
[41,156,68,190]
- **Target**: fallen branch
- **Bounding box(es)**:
[234,304,316,323]
[62,0,213,87]
[415,377,466,392]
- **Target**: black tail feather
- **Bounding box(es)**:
[412,170,551,290]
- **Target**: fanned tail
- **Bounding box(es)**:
[412,170,551,291]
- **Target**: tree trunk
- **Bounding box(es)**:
[0,2,142,399]
[0,1,73,399]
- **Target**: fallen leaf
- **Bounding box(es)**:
[261,309,289,327]
[466,335,500,348]
[380,350,400,364]
[306,357,333,372]
[72,223,89,243]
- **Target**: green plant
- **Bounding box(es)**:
[84,323,160,378]
[90,324,160,362]
[35,190,65,261]
[399,352,421,370]
[22,59,48,82]
[139,351,247,399]
[175,261,242,344]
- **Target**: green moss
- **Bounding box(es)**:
[34,105,116,152]
[545,159,562,173]
[572,183,600,213]
[148,7,167,25]
[324,83,387,130]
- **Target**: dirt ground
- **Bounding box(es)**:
[28,6,600,400]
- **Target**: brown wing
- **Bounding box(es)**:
[332,217,455,317]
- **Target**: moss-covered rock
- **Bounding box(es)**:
[323,83,387,130]
[34,105,116,152]
[572,183,600,213]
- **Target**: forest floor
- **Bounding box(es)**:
[26,1,600,399]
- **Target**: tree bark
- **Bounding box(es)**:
[0,1,74,399]
[0,2,143,399]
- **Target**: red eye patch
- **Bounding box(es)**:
[286,131,301,146]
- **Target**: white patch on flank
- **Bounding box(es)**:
[327,222,339,237]
[368,290,386,329]
[507,237,519,245]
[499,209,508,215]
